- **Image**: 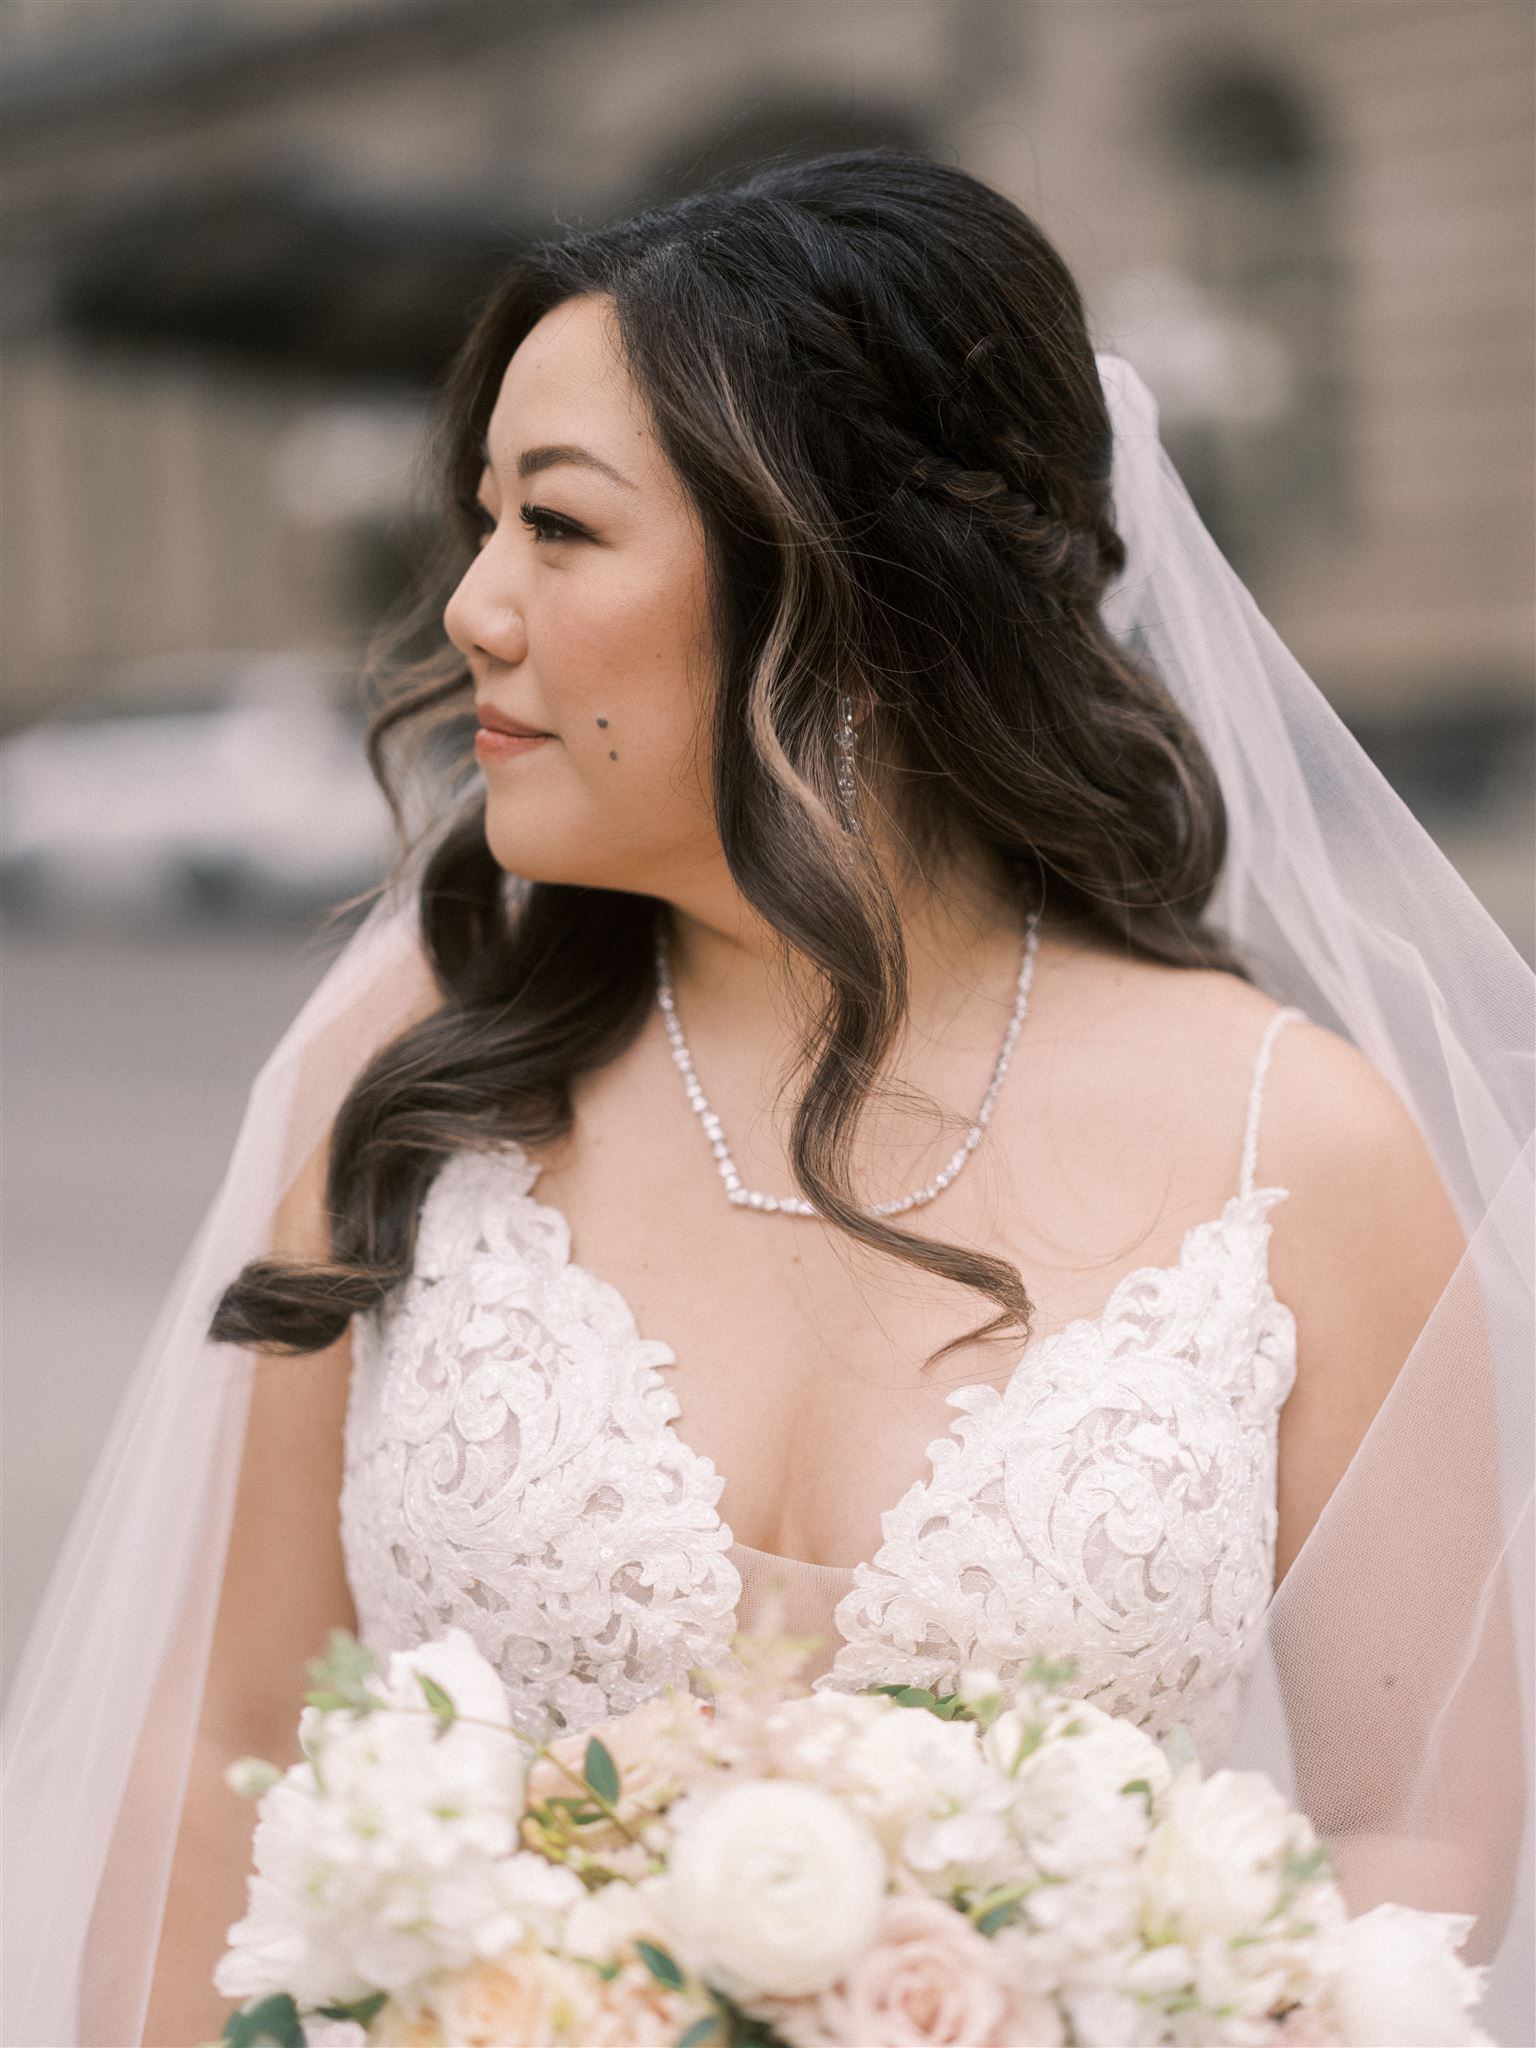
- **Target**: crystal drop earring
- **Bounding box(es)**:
[835,691,859,833]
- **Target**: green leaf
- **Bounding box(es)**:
[314,1991,389,2026]
[1022,1652,1080,1692]
[584,1734,621,1805]
[975,1899,1024,1935]
[416,1670,458,1738]
[892,1686,936,1709]
[302,1628,380,1714]
[636,1938,686,1990]
[675,2017,720,2048]
[1282,1842,1332,1884]
[967,1879,1033,1936]
[218,1992,306,2046]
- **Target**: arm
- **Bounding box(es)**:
[124,1130,361,2048]
[1264,1020,1527,1968]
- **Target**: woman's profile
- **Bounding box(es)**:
[3,149,1529,2048]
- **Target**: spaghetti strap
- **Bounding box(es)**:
[1239,1005,1308,1197]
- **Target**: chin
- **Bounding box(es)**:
[483,821,636,896]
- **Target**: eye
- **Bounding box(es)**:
[518,501,587,544]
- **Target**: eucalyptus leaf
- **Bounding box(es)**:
[636,1938,685,1990]
[675,2016,719,2048]
[218,1992,305,2047]
[584,1734,621,1805]
[315,1991,390,2026]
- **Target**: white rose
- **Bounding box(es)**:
[661,1778,887,2000]
[1331,1904,1492,2047]
[1140,1765,1302,1942]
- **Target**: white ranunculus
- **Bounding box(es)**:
[660,1778,887,2001]
[1139,1764,1303,1943]
[1331,1904,1492,2047]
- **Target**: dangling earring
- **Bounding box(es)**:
[835,691,859,833]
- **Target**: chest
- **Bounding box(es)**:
[507,1009,1259,1567]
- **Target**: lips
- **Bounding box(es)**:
[475,702,554,738]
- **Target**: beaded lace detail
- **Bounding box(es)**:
[342,1007,1305,1758]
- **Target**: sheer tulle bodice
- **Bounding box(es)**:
[341,1006,1305,1764]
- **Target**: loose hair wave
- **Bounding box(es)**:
[211,146,1255,1374]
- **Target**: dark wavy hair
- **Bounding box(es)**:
[210,146,1255,1374]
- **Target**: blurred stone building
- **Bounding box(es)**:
[2,0,1531,944]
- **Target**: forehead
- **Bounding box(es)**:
[486,294,651,458]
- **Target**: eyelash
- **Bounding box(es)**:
[458,497,585,545]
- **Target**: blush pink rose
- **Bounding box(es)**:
[804,1894,1012,2046]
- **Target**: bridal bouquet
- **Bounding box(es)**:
[209,1619,1492,2048]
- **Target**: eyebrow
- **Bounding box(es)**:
[477,437,637,492]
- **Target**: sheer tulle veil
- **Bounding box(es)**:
[3,351,1530,2047]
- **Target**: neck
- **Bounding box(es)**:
[656,839,1049,1063]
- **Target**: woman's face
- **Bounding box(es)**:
[443,293,719,893]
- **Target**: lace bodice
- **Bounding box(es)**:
[341,1006,1305,1765]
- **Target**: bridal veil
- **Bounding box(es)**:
[3,352,1530,2046]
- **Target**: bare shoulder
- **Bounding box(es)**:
[1181,971,1468,1587]
[1154,963,1465,1284]
[1251,992,1466,1293]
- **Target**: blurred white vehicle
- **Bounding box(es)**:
[0,653,397,922]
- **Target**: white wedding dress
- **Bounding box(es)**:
[340,1004,1306,1769]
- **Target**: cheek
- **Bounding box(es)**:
[544,563,712,782]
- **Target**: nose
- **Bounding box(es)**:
[442,549,528,674]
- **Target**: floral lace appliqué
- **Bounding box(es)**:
[342,1133,1297,1764]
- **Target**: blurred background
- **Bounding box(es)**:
[3,0,1532,1715]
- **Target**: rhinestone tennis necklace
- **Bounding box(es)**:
[653,905,1041,1218]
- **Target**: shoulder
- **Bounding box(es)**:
[1186,976,1467,1587]
[1153,966,1464,1288]
[1254,996,1465,1292]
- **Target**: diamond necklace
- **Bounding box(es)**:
[653,904,1041,1218]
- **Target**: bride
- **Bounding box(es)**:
[4,150,1530,2048]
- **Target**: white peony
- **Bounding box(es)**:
[991,1702,1167,1882]
[659,1777,887,2000]
[762,1689,895,1786]
[1331,1904,1492,2047]
[843,1704,1016,1880]
[1139,1763,1306,1943]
